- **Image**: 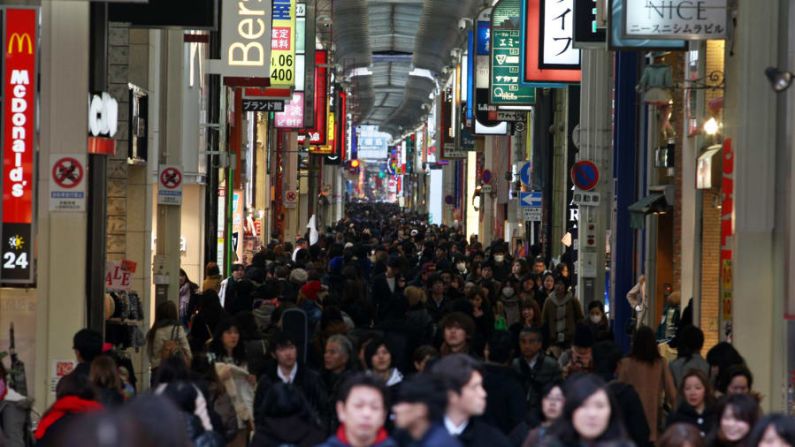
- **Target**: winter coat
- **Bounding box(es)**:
[456,418,513,447]
[34,396,103,446]
[316,426,397,447]
[667,401,716,438]
[669,354,710,390]
[254,365,330,429]
[482,363,527,435]
[250,414,326,447]
[512,354,562,414]
[412,424,463,447]
[540,293,584,347]
[616,357,677,442]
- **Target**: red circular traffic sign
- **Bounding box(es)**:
[285,191,297,202]
[571,160,599,191]
[160,167,182,189]
[52,157,84,189]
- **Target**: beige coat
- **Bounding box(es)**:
[617,357,677,442]
[148,324,191,369]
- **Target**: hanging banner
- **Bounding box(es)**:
[2,8,37,284]
[522,0,581,85]
[219,0,272,86]
[302,1,317,128]
[720,139,734,325]
[491,0,536,105]
[608,0,687,49]
[270,0,297,88]
[306,50,328,147]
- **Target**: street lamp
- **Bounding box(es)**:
[765,67,794,93]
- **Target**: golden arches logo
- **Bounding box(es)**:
[7,33,33,55]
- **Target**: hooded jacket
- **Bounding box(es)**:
[34,396,103,445]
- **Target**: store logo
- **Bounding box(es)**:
[7,33,32,55]
[8,235,24,251]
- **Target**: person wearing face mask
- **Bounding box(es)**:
[585,301,613,342]
[454,256,469,276]
[490,247,511,283]
[540,276,584,354]
[706,394,759,447]
[496,279,521,329]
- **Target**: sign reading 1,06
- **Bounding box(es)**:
[271,54,294,82]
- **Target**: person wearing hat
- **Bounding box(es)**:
[392,375,463,447]
[283,268,308,303]
[558,323,596,378]
[298,280,325,335]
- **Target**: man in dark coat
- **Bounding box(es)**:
[370,256,404,322]
[481,332,527,435]
[392,374,462,447]
[511,327,562,415]
[253,331,330,429]
[431,354,512,447]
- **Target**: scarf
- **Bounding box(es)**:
[551,293,572,343]
[336,424,389,446]
[35,396,103,440]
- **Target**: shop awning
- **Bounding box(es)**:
[628,193,667,229]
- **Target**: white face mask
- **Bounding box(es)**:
[590,315,602,324]
[494,255,505,263]
[502,287,514,297]
[456,262,467,272]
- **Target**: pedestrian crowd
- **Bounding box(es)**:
[9,203,794,447]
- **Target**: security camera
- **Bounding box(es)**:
[458,19,467,31]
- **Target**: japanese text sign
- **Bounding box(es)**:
[270,0,296,87]
[624,0,728,40]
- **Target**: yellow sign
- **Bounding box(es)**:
[270,0,296,88]
[7,33,32,55]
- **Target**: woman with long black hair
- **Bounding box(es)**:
[542,374,631,447]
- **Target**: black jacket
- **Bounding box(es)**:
[254,364,330,429]
[456,418,512,447]
[512,354,562,414]
[481,363,527,435]
[371,273,402,322]
[667,401,716,438]
[250,415,326,447]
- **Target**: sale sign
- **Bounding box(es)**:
[2,8,37,284]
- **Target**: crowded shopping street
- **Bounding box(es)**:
[0,0,794,446]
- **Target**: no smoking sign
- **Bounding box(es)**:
[158,165,183,206]
[49,154,86,212]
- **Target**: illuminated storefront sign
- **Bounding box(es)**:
[624,0,728,40]
[306,50,328,146]
[270,0,296,87]
[608,0,687,49]
[2,8,37,284]
[491,0,536,105]
[219,0,273,86]
[522,0,581,85]
[274,92,304,128]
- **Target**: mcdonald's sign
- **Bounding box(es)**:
[2,7,38,285]
[7,33,33,55]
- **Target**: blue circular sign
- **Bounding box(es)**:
[519,162,532,186]
[571,160,599,191]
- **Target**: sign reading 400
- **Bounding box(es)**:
[270,0,296,87]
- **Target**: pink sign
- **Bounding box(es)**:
[274,92,305,129]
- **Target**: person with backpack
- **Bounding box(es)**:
[147,301,192,384]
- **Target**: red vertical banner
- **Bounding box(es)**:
[307,50,327,147]
[2,8,37,284]
[719,138,734,326]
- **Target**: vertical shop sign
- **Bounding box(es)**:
[719,139,734,327]
[219,0,272,85]
[306,50,328,146]
[2,8,37,284]
[539,0,580,68]
[522,0,581,85]
[491,0,536,105]
[270,0,296,87]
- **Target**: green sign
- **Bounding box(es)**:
[490,29,536,105]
